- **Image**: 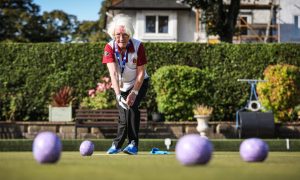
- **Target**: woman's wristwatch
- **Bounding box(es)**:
[131,90,139,95]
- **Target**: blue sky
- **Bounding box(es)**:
[34,0,103,21]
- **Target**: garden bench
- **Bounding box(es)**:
[74,109,148,139]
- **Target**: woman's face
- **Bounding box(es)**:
[114,25,130,50]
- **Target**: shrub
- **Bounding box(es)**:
[152,65,212,121]
[257,64,300,122]
[80,77,116,109]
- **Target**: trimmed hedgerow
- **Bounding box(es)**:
[0,43,300,121]
[1,139,300,151]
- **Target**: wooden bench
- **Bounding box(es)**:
[74,109,148,139]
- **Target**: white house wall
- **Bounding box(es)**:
[279,0,300,42]
[136,10,178,42]
[107,0,300,43]
[177,11,195,42]
[252,10,271,24]
[107,9,194,42]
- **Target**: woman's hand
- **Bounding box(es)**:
[126,91,137,107]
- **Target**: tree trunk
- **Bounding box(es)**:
[219,0,241,43]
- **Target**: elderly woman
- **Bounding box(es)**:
[102,14,149,155]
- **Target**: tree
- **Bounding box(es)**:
[181,0,240,43]
[0,0,41,42]
[72,20,108,42]
[40,10,79,42]
[72,0,111,42]
[0,0,78,42]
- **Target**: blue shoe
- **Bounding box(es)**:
[123,141,138,155]
[106,144,121,154]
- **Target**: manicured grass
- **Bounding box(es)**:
[0,152,300,180]
[1,139,300,151]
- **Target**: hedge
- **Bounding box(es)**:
[0,42,300,121]
[152,65,213,121]
[0,139,299,151]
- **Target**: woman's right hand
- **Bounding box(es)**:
[116,94,128,110]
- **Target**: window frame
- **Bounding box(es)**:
[136,11,177,42]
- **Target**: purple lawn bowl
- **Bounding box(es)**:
[175,134,213,166]
[32,131,62,164]
[239,138,269,162]
[79,140,94,156]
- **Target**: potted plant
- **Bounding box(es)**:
[49,86,74,122]
[193,104,213,137]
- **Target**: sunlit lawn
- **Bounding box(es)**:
[0,151,300,180]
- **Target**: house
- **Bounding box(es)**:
[106,0,300,43]
[235,0,300,43]
[106,0,195,42]
[278,0,300,42]
[235,0,280,43]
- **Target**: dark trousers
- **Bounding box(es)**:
[113,78,149,148]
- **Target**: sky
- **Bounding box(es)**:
[33,0,104,21]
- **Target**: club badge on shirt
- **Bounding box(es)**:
[104,51,110,56]
[132,58,137,64]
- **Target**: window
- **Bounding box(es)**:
[240,16,248,35]
[159,16,168,33]
[293,15,300,39]
[136,11,177,42]
[145,15,169,34]
[294,15,300,29]
[146,16,156,33]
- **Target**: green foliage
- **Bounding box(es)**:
[40,10,79,42]
[80,91,116,109]
[0,43,106,120]
[72,0,112,42]
[80,77,116,109]
[73,0,111,44]
[0,43,300,121]
[152,65,212,121]
[0,0,40,42]
[73,21,106,43]
[0,0,79,42]
[257,64,300,122]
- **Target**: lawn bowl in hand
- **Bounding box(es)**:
[175,134,213,165]
[32,131,62,164]
[79,140,94,156]
[239,138,269,162]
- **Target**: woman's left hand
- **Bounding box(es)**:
[126,92,137,107]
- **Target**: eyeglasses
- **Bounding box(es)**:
[115,33,129,39]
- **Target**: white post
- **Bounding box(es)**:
[286,138,290,150]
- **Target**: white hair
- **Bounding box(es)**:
[107,14,135,40]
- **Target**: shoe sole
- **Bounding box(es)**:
[123,150,137,155]
[106,149,121,154]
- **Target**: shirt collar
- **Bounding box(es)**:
[127,39,135,52]
[115,39,135,53]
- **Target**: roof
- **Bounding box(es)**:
[108,0,191,10]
